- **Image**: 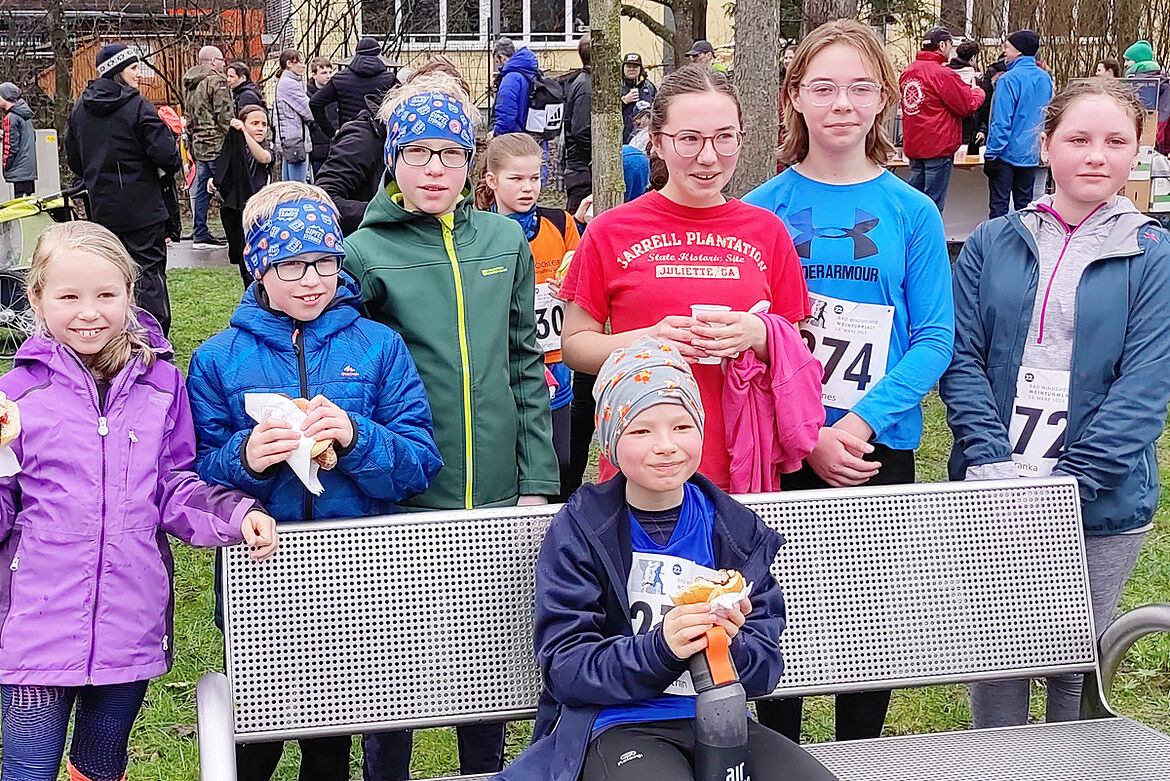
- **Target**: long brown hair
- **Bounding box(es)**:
[474,132,543,209]
[647,64,742,190]
[28,222,155,379]
[780,19,899,167]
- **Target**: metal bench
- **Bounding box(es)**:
[197,477,1170,780]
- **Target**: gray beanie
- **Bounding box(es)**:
[0,83,20,102]
[593,336,705,469]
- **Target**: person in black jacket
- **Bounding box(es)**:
[310,37,397,137]
[65,43,181,335]
[621,52,657,143]
[211,104,273,287]
[562,34,592,214]
[314,93,385,236]
[307,56,337,179]
[226,61,265,112]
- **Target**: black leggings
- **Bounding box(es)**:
[235,736,351,781]
[563,372,597,499]
[581,719,838,781]
[221,206,254,289]
[756,444,914,743]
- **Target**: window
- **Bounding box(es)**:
[363,0,587,49]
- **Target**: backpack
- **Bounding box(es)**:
[525,71,565,141]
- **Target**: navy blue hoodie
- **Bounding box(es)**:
[496,474,786,781]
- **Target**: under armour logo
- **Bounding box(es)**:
[789,208,880,260]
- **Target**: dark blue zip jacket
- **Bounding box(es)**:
[940,213,1170,534]
[496,474,785,780]
[494,48,539,135]
[186,275,442,522]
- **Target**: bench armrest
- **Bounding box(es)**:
[197,672,238,781]
[1082,603,1170,719]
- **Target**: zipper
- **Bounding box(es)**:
[1033,202,1105,344]
[441,218,475,509]
[124,429,138,486]
[292,325,313,520]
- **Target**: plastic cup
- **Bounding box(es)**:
[690,304,731,365]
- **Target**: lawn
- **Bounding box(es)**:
[21,267,1170,778]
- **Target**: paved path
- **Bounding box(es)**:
[167,239,231,270]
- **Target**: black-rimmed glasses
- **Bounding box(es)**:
[398,145,472,168]
[272,256,341,282]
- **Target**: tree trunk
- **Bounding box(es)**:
[46,0,72,141]
[801,0,857,37]
[673,0,695,67]
[728,0,779,197]
[591,0,625,214]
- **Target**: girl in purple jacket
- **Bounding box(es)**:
[0,222,277,781]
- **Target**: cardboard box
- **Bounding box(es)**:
[1125,179,1152,211]
[1151,174,1170,212]
[1131,145,1157,180]
[1142,111,1158,147]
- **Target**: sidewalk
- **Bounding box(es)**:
[167,239,230,270]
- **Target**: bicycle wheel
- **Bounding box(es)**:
[0,269,35,361]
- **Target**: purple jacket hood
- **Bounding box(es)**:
[0,311,257,686]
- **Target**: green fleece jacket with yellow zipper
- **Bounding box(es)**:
[345,180,558,510]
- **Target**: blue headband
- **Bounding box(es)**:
[385,91,476,169]
[243,199,344,281]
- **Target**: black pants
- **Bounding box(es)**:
[221,206,254,288]
[12,181,33,198]
[756,443,915,743]
[563,372,597,499]
[564,168,592,214]
[985,158,1038,219]
[361,723,504,780]
[581,719,838,780]
[235,735,351,781]
[116,220,170,336]
[552,402,572,502]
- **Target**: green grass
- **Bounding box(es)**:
[13,267,1170,778]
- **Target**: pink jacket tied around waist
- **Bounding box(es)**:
[723,313,825,493]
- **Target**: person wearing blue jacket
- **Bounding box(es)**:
[983,30,1053,218]
[492,38,539,135]
[186,182,442,781]
[498,338,837,781]
[940,79,1170,730]
[744,20,953,744]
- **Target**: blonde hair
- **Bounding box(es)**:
[474,132,543,209]
[242,181,340,235]
[28,222,155,379]
[780,19,899,168]
[376,71,481,126]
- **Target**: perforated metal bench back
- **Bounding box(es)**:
[222,478,1095,739]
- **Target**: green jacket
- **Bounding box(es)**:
[345,181,558,510]
[182,64,234,161]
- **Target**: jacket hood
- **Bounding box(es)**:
[230,273,363,350]
[7,99,31,119]
[80,77,138,116]
[348,51,390,78]
[501,47,539,78]
[183,64,217,91]
[14,307,172,369]
[916,50,947,63]
[1021,194,1154,259]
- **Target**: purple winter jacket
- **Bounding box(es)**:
[0,316,258,686]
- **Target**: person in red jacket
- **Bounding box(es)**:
[899,27,985,211]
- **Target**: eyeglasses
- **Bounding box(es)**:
[272,256,341,282]
[398,145,472,168]
[799,80,883,107]
[656,130,744,158]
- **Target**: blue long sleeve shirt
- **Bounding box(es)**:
[744,168,954,449]
[984,55,1053,167]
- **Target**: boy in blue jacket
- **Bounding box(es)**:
[186,181,442,781]
[498,337,836,781]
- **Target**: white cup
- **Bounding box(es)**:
[690,304,731,365]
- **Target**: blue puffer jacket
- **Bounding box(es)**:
[494,48,539,135]
[186,276,442,522]
[939,213,1170,534]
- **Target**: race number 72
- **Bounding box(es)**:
[1011,405,1067,458]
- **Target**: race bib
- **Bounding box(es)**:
[1009,366,1069,477]
[799,293,894,409]
[534,282,565,355]
[627,553,721,697]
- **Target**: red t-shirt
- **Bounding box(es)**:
[563,190,810,490]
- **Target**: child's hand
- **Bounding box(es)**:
[709,597,750,642]
[241,510,278,561]
[301,395,355,449]
[662,603,717,659]
[230,117,245,131]
[573,194,594,225]
[245,418,300,473]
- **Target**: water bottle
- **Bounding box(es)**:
[689,627,753,781]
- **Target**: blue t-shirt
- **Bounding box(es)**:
[743,168,954,449]
[592,483,715,733]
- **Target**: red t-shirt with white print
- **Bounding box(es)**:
[562,190,810,490]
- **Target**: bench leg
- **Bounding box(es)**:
[1083,602,1170,719]
[197,671,238,781]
